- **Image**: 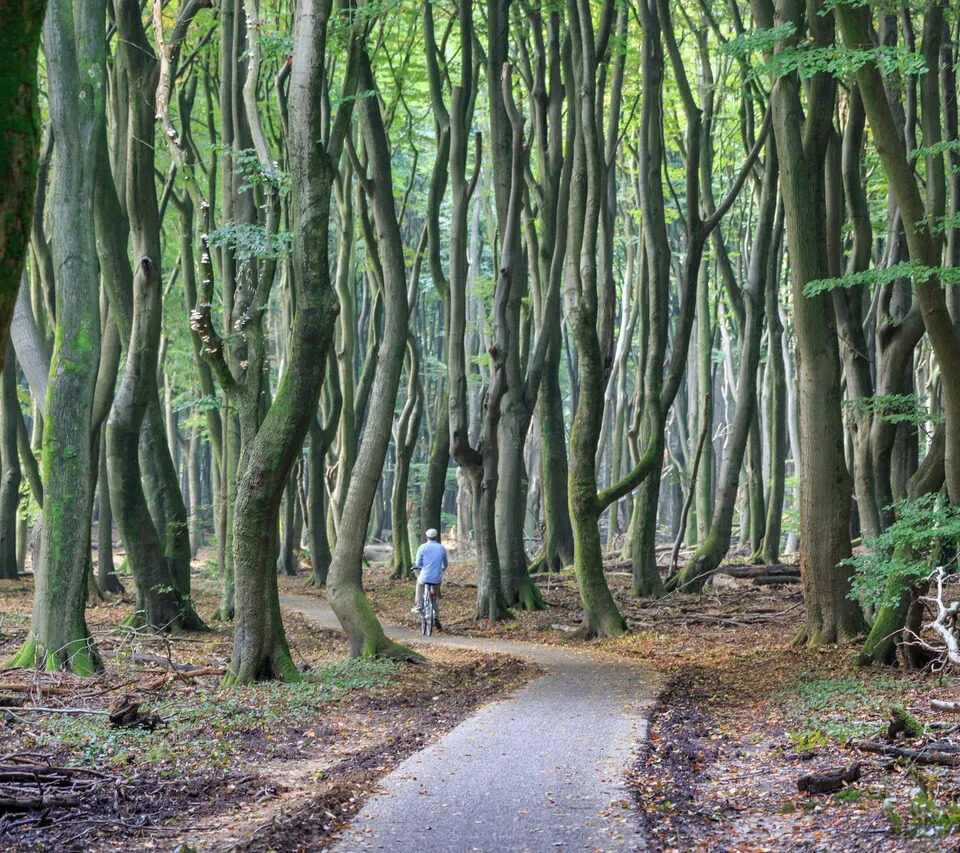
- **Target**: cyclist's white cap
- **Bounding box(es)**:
[425,528,439,540]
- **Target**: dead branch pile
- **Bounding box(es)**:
[0,756,111,812]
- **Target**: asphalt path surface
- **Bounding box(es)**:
[282,594,659,853]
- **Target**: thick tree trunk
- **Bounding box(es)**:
[13,0,105,673]
[757,0,862,645]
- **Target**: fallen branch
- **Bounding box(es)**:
[851,739,960,766]
[0,683,73,696]
[931,699,960,714]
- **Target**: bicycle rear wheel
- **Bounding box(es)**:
[422,589,434,637]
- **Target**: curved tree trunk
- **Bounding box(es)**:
[107,258,182,630]
[327,48,419,659]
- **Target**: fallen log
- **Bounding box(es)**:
[797,762,862,795]
[0,793,80,812]
[851,740,960,766]
[718,564,800,579]
[932,699,960,714]
[0,682,73,696]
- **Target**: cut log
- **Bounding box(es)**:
[797,762,862,795]
[851,740,960,766]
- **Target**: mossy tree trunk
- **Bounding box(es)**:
[562,0,628,634]
[0,345,21,579]
[197,0,361,681]
[13,0,106,674]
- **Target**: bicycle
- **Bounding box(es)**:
[420,583,439,636]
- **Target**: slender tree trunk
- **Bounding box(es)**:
[326,47,418,658]
[97,422,123,593]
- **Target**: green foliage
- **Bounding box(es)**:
[804,260,960,297]
[845,495,960,609]
[757,43,927,82]
[885,788,960,839]
[789,728,827,752]
[208,222,292,261]
[844,394,940,428]
[722,23,798,62]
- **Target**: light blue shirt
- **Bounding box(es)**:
[415,540,448,584]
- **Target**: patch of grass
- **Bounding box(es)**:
[22,657,402,772]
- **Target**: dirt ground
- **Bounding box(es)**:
[302,544,960,851]
[0,573,532,852]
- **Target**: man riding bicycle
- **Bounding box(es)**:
[411,528,447,628]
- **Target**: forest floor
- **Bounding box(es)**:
[1,543,958,852]
[283,541,960,851]
[0,569,533,852]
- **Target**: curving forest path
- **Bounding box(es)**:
[281,595,660,853]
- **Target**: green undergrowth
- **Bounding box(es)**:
[20,657,400,773]
[778,670,934,744]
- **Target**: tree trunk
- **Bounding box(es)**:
[12,0,105,673]
[326,48,418,659]
[757,0,862,645]
[0,345,21,579]
[0,0,47,366]
[97,422,123,594]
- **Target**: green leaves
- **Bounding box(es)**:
[803,261,960,297]
[844,393,940,427]
[845,495,960,608]
[725,20,927,81]
[208,222,292,261]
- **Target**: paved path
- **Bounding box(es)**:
[282,595,659,853]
